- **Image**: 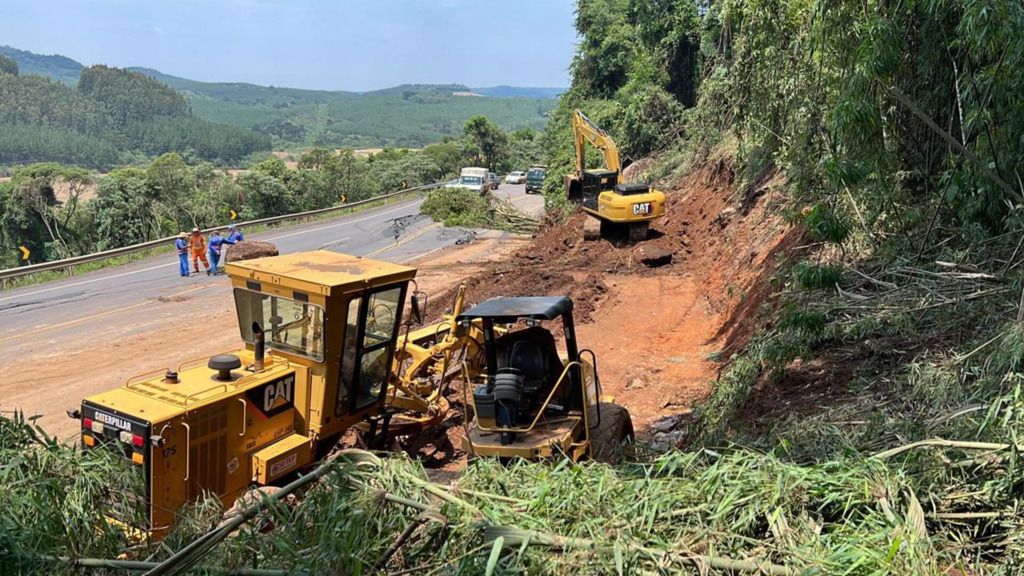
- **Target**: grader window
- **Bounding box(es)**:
[335,285,405,415]
[234,289,325,361]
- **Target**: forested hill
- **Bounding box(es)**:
[125,69,558,150]
[0,45,82,85]
[126,67,360,105]
[1,46,559,152]
[0,61,269,169]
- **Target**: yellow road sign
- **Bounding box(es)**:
[400,180,408,189]
[18,246,30,261]
[339,194,347,204]
[230,209,238,220]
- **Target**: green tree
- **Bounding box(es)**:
[421,141,467,179]
[285,169,332,212]
[238,172,290,219]
[252,156,289,180]
[297,147,334,170]
[504,129,545,172]
[324,149,377,202]
[0,54,18,76]
[91,169,155,249]
[369,154,441,193]
[463,116,508,170]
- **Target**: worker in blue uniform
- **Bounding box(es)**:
[207,231,235,275]
[175,232,190,277]
[227,223,244,243]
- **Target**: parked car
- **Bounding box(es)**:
[505,171,526,184]
[487,172,501,190]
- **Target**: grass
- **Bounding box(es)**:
[3,409,1000,575]
[0,191,430,293]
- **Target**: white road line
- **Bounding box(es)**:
[0,261,173,303]
[0,200,423,304]
[263,201,421,241]
[318,237,351,250]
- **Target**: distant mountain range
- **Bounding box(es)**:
[0,45,562,150]
[0,46,563,100]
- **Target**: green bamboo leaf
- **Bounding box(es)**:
[485,536,504,576]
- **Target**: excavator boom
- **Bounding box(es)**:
[573,110,621,175]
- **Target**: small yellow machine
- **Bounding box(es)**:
[565,109,666,242]
[68,251,484,539]
[460,296,633,460]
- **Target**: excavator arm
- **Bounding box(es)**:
[572,109,621,175]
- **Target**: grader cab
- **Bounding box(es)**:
[68,251,476,538]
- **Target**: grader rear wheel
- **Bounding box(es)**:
[589,402,634,460]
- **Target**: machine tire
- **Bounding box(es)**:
[589,403,634,460]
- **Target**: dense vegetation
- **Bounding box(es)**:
[530,0,1024,572]
[113,68,558,150]
[0,44,557,165]
[0,115,543,269]
[0,64,269,169]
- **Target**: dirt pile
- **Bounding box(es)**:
[226,241,279,262]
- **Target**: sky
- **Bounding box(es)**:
[0,0,576,91]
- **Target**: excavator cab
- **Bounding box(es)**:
[460,296,633,461]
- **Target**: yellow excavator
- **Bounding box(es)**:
[565,109,666,242]
[68,250,630,539]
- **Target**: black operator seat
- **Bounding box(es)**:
[509,340,547,395]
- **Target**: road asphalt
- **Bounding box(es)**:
[0,184,544,350]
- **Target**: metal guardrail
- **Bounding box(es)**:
[0,182,446,281]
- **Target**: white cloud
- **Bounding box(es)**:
[153,26,165,35]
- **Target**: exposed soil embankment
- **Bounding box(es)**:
[415,160,798,466]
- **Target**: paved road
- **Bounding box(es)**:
[0,184,543,352]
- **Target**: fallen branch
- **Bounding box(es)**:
[483,526,798,575]
[928,510,1017,521]
[886,87,1024,204]
[872,438,1024,460]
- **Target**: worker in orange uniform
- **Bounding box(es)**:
[188,227,210,275]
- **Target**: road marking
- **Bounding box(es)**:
[0,261,173,304]
[0,200,423,305]
[0,284,210,344]
[318,237,352,250]
[407,243,449,262]
[263,201,421,241]
[364,222,442,258]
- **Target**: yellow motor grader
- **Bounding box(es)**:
[68,250,631,539]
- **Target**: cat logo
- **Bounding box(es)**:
[632,202,652,216]
[246,374,296,419]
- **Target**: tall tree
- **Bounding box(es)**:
[0,54,18,76]
[463,116,508,170]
